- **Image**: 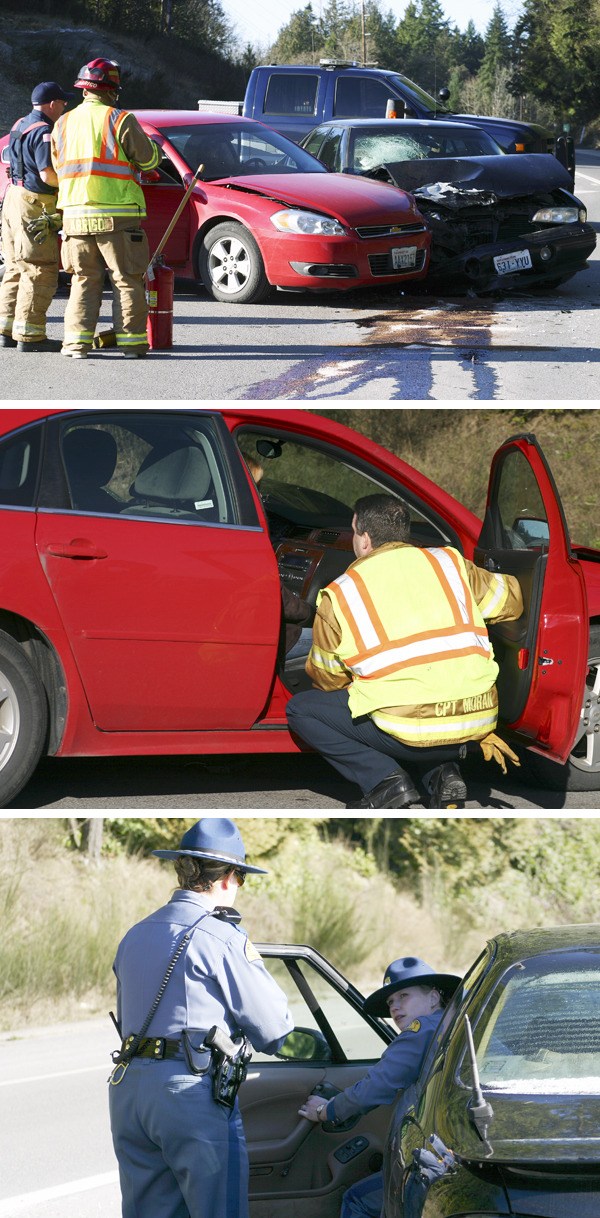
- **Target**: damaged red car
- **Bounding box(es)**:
[0,407,599,806]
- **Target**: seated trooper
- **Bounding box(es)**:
[298,957,461,1218]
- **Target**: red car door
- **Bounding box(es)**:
[33,411,281,733]
[474,433,588,764]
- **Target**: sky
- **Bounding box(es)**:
[224,0,524,52]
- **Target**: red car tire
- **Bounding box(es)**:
[0,630,48,807]
[198,222,271,304]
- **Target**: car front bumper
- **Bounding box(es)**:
[428,222,597,289]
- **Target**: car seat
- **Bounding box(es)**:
[61,427,120,513]
[128,446,216,517]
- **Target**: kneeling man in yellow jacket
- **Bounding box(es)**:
[286,493,523,809]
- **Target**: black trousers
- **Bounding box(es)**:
[286,688,464,796]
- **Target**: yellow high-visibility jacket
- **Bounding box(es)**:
[306,542,524,747]
[52,95,159,221]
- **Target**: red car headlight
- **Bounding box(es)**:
[270,209,347,236]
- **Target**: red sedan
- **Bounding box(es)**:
[0,112,431,303]
[0,407,598,806]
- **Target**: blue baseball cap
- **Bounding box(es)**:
[152,817,267,874]
[363,956,462,1017]
[31,81,74,105]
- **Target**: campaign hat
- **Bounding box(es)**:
[363,956,462,1017]
[152,817,267,873]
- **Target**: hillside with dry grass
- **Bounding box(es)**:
[318,409,600,550]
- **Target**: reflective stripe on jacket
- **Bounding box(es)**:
[308,543,522,747]
[52,97,158,218]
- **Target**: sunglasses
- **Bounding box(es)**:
[232,869,246,887]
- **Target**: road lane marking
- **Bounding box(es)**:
[0,1063,107,1086]
[0,1172,119,1215]
[575,171,600,185]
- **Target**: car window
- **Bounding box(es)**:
[264,73,319,117]
[493,448,549,550]
[0,423,42,508]
[236,427,452,548]
[335,77,395,119]
[469,951,600,1093]
[349,126,502,171]
[50,412,240,525]
[253,954,388,1064]
[313,127,344,171]
[156,121,325,179]
[302,129,326,158]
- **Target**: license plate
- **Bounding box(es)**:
[392,245,417,269]
[493,249,533,275]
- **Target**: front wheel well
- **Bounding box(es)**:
[192,216,269,280]
[0,612,66,757]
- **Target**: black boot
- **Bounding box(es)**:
[347,768,420,809]
[423,762,467,809]
[0,335,17,348]
[16,338,62,352]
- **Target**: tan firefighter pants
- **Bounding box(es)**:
[60,219,150,355]
[0,184,59,342]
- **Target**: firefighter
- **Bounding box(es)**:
[51,58,160,359]
[0,81,72,351]
[286,493,524,809]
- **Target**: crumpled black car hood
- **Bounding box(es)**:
[366,152,573,206]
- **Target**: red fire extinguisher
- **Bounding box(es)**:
[146,256,174,350]
[144,160,205,351]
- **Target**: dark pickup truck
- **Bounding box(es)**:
[198,62,573,172]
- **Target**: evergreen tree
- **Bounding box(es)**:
[478,2,513,100]
[269,4,322,62]
[513,0,600,125]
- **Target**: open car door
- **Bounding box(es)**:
[241,946,395,1218]
[474,433,588,764]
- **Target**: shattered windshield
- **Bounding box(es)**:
[350,125,503,171]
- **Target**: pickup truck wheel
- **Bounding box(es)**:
[526,624,600,792]
[0,630,48,807]
[198,222,271,303]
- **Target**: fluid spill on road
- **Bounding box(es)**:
[355,296,497,349]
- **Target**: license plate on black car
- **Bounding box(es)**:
[392,246,417,269]
[493,249,533,275]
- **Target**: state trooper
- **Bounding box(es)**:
[108,818,294,1218]
[286,493,524,809]
[0,80,72,351]
[299,957,461,1218]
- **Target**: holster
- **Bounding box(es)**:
[181,1029,212,1076]
[205,1026,253,1109]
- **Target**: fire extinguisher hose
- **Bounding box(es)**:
[146,160,205,277]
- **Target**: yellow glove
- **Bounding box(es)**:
[479,732,521,775]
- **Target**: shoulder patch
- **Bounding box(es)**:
[244,938,261,963]
[407,1019,421,1033]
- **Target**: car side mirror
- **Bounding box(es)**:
[438,87,450,102]
[275,1027,334,1062]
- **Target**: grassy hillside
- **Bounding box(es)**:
[2,817,600,1032]
[316,409,600,550]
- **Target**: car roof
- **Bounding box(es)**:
[490,923,600,960]
[133,110,258,127]
[312,118,488,133]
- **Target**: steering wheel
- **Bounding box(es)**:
[244,157,267,170]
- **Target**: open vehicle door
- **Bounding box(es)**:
[474,433,588,764]
[241,945,394,1218]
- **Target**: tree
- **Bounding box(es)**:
[269,4,322,63]
[513,0,600,126]
[478,2,513,102]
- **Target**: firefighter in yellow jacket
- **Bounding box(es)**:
[286,493,524,809]
[51,58,160,359]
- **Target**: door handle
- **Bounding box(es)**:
[45,539,108,560]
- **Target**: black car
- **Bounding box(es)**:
[236,927,600,1217]
[301,119,597,291]
[387,924,600,1218]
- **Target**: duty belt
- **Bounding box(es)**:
[132,1036,185,1061]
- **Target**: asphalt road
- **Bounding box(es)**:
[9,748,600,810]
[0,152,598,402]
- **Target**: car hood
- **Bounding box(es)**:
[366,153,573,206]
[442,1090,600,1164]
[210,172,425,226]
